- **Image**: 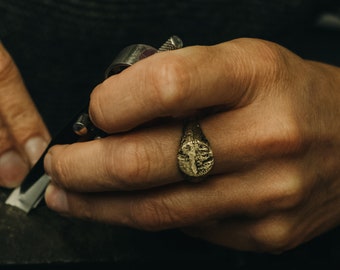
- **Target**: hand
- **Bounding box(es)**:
[0,43,50,187]
[44,38,340,253]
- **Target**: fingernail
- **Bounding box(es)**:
[25,137,48,166]
[0,150,29,188]
[45,184,69,213]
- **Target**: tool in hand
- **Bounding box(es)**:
[5,36,183,213]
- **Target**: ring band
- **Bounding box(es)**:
[177,119,214,182]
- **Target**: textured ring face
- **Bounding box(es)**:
[177,121,214,182]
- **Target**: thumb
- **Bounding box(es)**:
[0,43,50,187]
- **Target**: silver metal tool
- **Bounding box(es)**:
[5,36,183,213]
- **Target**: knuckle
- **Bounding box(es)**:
[273,178,305,209]
[249,39,287,79]
[279,121,307,153]
[229,38,287,84]
[258,171,306,211]
[258,113,308,157]
[107,136,152,189]
[249,218,296,253]
[128,197,177,231]
[149,55,192,114]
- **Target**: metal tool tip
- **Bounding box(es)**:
[158,35,183,52]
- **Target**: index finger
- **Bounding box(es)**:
[89,38,278,134]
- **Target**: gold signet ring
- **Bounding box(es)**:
[177,120,214,182]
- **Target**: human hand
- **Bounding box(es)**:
[44,38,340,253]
[0,43,50,187]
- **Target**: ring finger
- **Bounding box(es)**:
[44,106,256,192]
[45,100,289,193]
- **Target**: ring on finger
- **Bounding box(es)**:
[177,119,214,182]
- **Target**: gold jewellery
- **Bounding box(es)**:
[177,119,214,182]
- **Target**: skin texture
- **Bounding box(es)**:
[13,37,340,253]
[0,43,50,188]
[41,39,340,253]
